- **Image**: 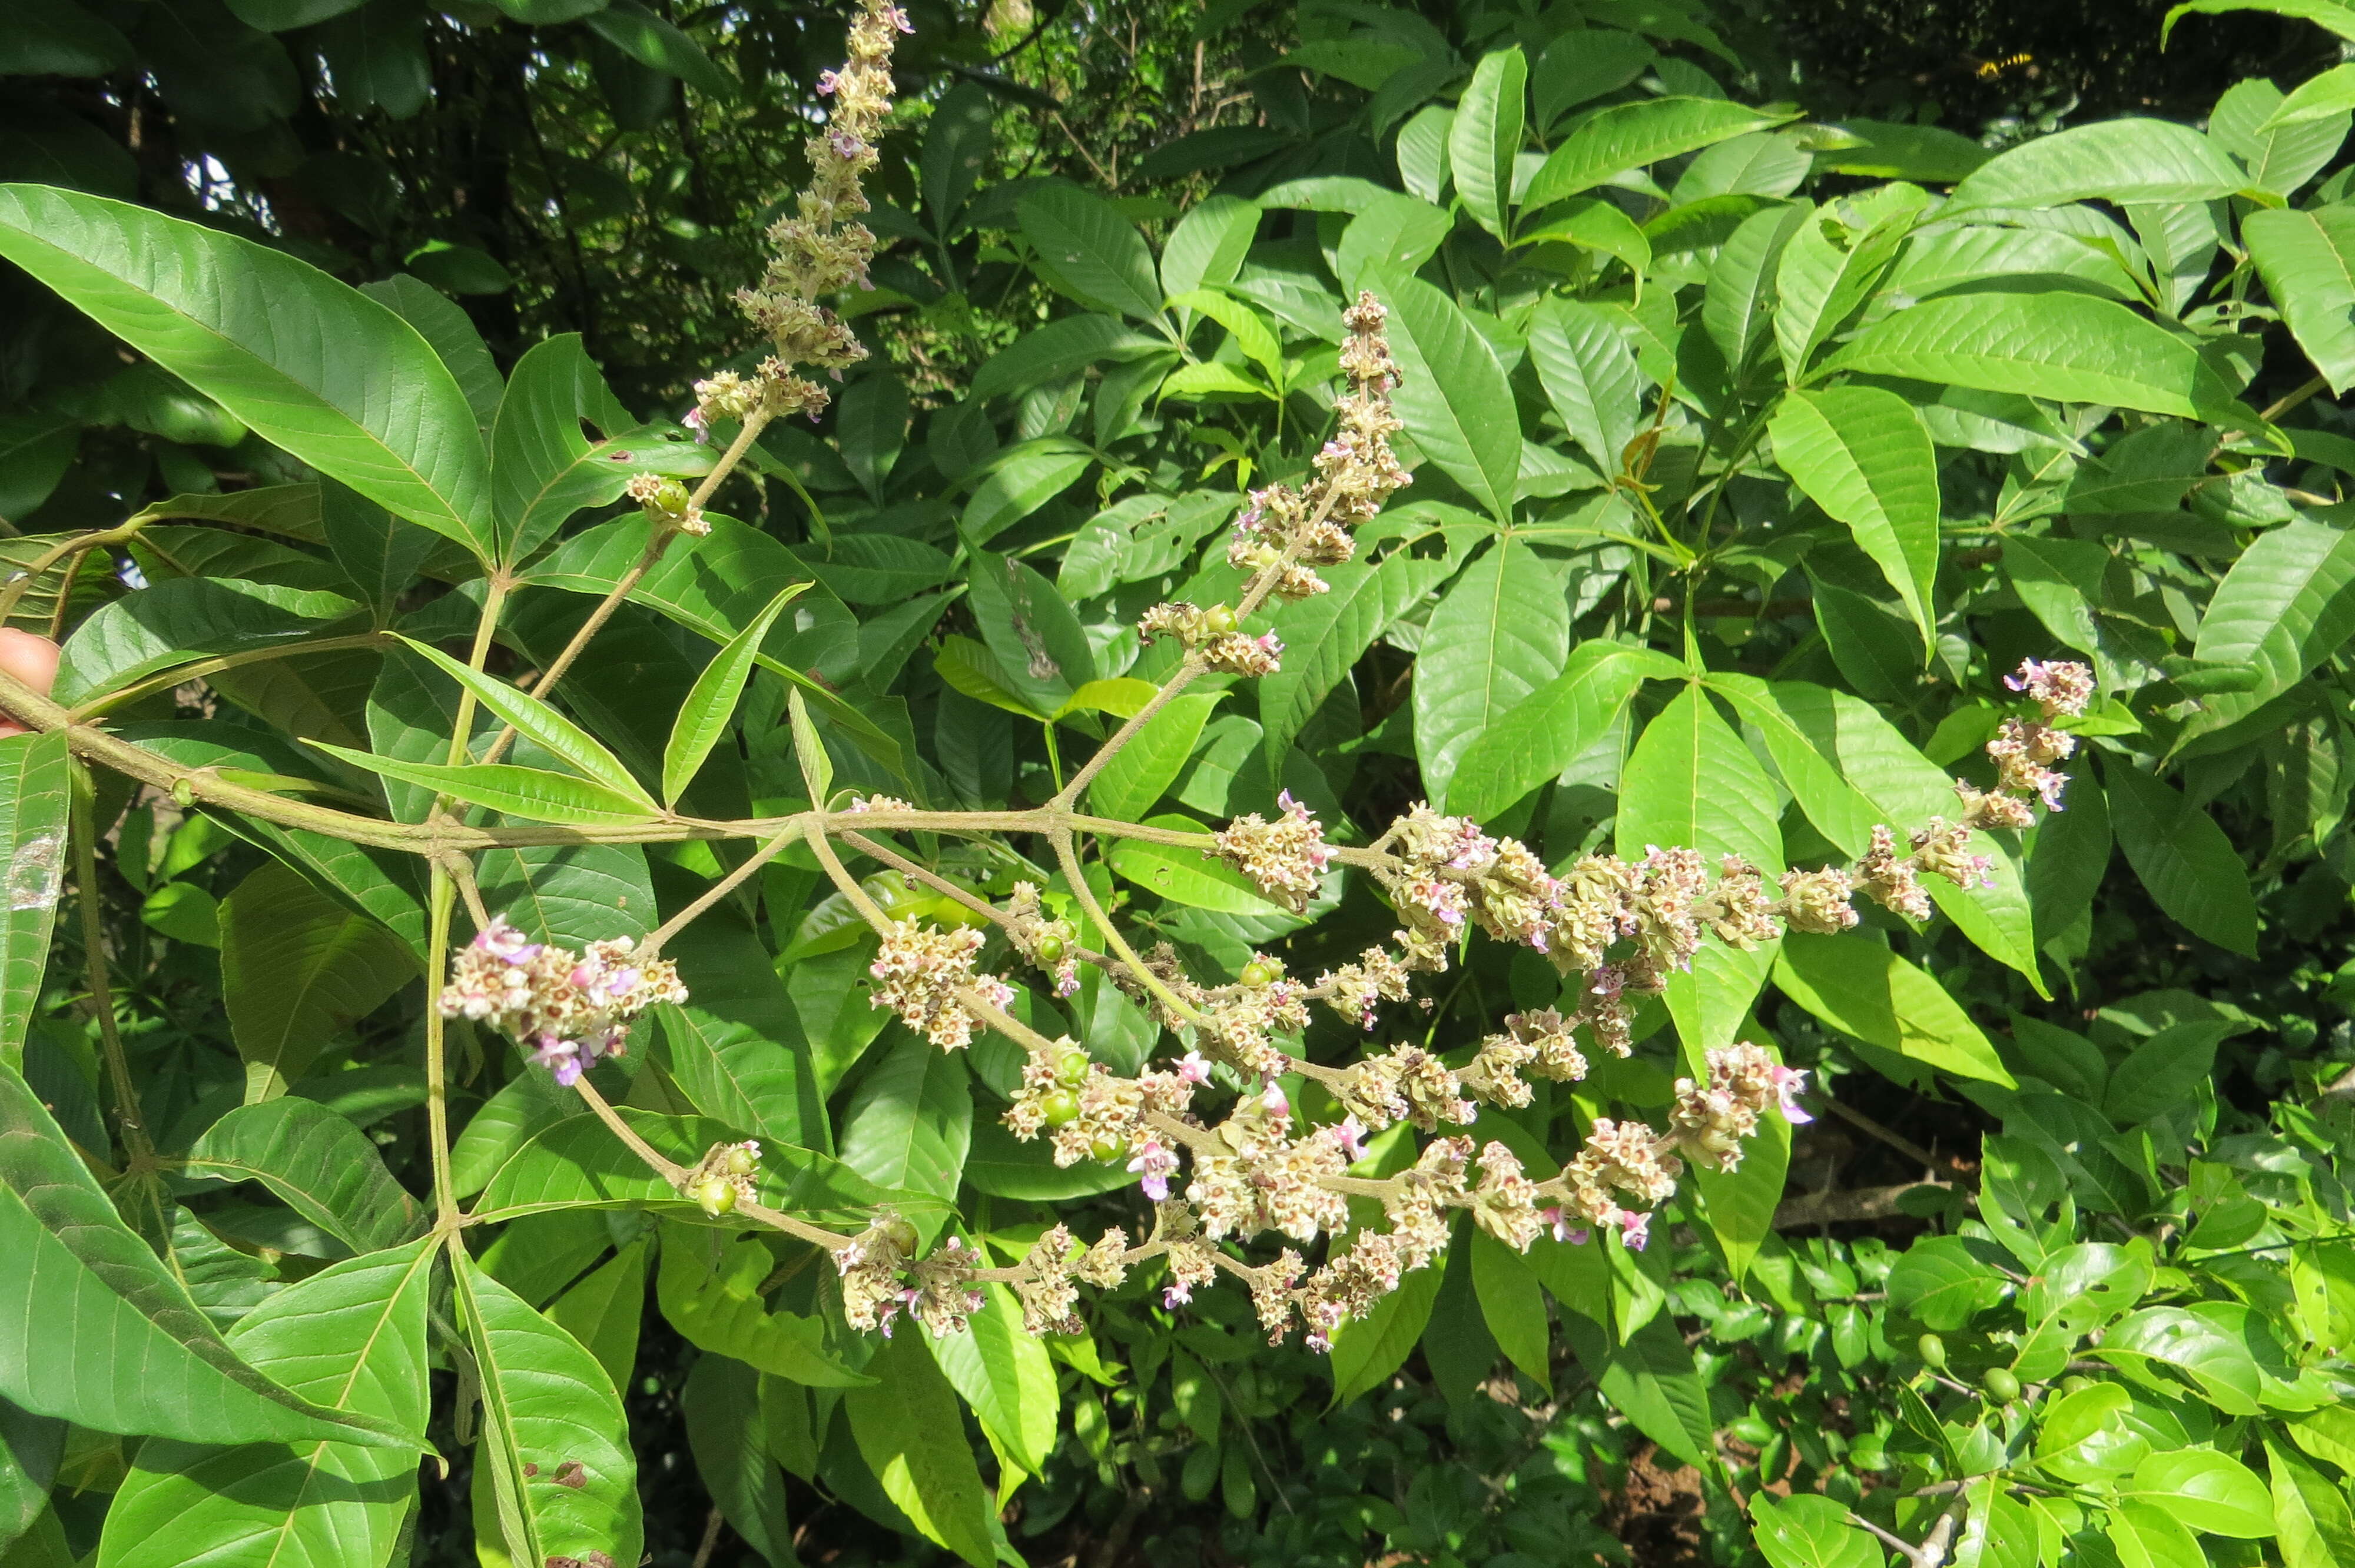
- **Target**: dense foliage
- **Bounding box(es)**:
[9,0,2355,1566]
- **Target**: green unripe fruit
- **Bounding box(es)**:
[1205,604,1237,635]
[1981,1368,2021,1404]
[1057,1047,1093,1084]
[1916,1334,1946,1370]
[1040,1090,1080,1127]
[885,1219,920,1255]
[692,1177,737,1217]
[2058,1375,2094,1397]
[1240,961,1274,987]
[1034,935,1067,965]
[722,1145,758,1178]
[1090,1136,1125,1162]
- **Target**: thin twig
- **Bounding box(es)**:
[69,763,151,1164]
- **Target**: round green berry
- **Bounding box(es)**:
[1915,1334,1946,1371]
[1240,961,1274,988]
[1040,1090,1080,1128]
[885,1218,920,1255]
[1035,935,1067,965]
[2058,1375,2094,1397]
[1090,1135,1125,1162]
[722,1145,758,1178]
[1981,1368,2021,1404]
[1205,605,1237,635]
[692,1177,737,1217]
[1057,1047,1093,1084]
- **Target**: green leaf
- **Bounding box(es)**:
[966,546,1097,714]
[1160,361,1273,402]
[184,1097,420,1255]
[1106,812,1291,914]
[2125,1450,2273,1537]
[546,1237,651,1393]
[1946,119,2251,210]
[2261,60,2355,127]
[1694,1108,1787,1284]
[1704,202,1809,385]
[1886,1235,2008,1329]
[1452,641,1676,823]
[360,274,500,434]
[684,1353,792,1567]
[1375,271,1521,523]
[1160,195,1261,300]
[1259,552,1448,773]
[1329,1255,1444,1403]
[662,583,807,806]
[528,517,899,771]
[316,744,661,825]
[390,634,650,803]
[844,1330,997,1567]
[1617,685,1785,1067]
[454,1251,643,1568]
[2270,1442,2355,1568]
[1528,296,1644,479]
[582,0,731,97]
[921,81,994,230]
[1774,197,1922,381]
[1709,675,2042,984]
[52,578,361,707]
[2211,77,2347,199]
[2105,1021,2236,1124]
[1770,387,1941,645]
[1450,47,1527,239]
[1020,184,1164,322]
[475,1110,889,1224]
[1556,1310,1715,1468]
[0,735,68,1069]
[1166,288,1286,389]
[968,314,1165,403]
[1516,197,1652,283]
[1087,693,1222,822]
[219,861,417,1095]
[490,336,705,563]
[1750,1494,1882,1568]
[657,1225,873,1388]
[1525,98,1799,208]
[835,371,907,501]
[477,842,655,951]
[0,185,494,561]
[2101,761,2257,954]
[963,438,1094,544]
[1414,540,1567,807]
[94,1238,436,1568]
[1820,292,2243,418]
[1773,934,2016,1085]
[837,1031,972,1202]
[2185,516,2355,742]
[1470,1230,1551,1393]
[658,917,827,1155]
[0,1064,412,1447]
[2250,207,2355,394]
[927,1283,1059,1474]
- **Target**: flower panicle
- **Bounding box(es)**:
[439,916,685,1085]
